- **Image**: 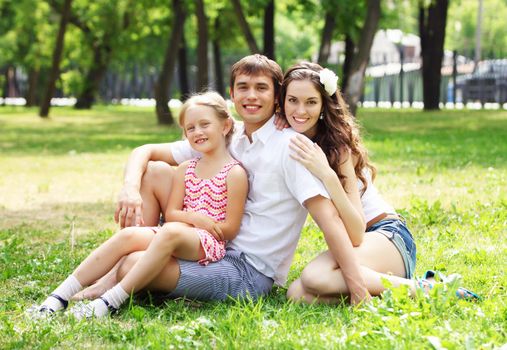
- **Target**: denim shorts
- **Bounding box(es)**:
[366,218,417,278]
[167,248,274,301]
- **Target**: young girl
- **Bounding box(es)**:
[280,62,478,302]
[32,91,248,318]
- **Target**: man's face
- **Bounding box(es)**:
[230,73,276,132]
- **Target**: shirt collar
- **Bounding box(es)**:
[244,115,276,144]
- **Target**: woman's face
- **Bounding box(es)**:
[284,79,322,138]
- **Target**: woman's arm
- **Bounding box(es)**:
[290,135,365,246]
[305,195,370,305]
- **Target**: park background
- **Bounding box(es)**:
[1,0,506,349]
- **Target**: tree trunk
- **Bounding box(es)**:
[25,68,40,106]
[74,41,112,109]
[317,11,335,66]
[343,0,381,116]
[1,68,7,101]
[231,0,260,53]
[178,30,190,101]
[419,0,449,110]
[195,0,208,91]
[213,17,224,97]
[341,34,355,90]
[40,0,72,118]
[154,0,186,125]
[7,66,19,97]
[263,0,275,60]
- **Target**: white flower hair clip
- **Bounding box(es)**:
[319,68,339,96]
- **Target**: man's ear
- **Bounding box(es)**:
[229,87,234,100]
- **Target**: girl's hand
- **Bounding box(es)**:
[289,135,333,180]
[274,114,290,130]
[190,213,224,241]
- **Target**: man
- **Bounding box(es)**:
[87,54,368,304]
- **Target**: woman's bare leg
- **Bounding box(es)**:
[288,232,415,303]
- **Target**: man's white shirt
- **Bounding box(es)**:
[171,117,329,285]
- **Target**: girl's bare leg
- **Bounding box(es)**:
[71,257,125,300]
[68,223,205,319]
[72,227,155,287]
[116,251,182,293]
[118,222,204,294]
[74,162,174,300]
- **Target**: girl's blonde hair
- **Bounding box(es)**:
[178,91,235,145]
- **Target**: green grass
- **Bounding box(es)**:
[1,106,506,349]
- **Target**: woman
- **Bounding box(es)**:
[279,62,418,302]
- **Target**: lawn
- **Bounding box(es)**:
[1,106,506,349]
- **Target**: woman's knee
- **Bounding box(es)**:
[300,266,331,295]
[286,279,305,301]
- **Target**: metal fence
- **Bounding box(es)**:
[362,57,507,106]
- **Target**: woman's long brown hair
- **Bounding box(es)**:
[279,62,376,193]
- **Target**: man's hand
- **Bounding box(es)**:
[115,185,144,228]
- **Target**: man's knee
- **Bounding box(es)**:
[142,161,174,190]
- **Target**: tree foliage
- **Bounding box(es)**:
[2,0,490,120]
[446,0,507,57]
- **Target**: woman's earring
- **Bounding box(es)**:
[319,113,324,120]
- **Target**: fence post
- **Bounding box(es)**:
[374,78,380,106]
[399,46,404,105]
[408,80,414,107]
[453,50,457,104]
[389,78,395,105]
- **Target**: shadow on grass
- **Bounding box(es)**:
[0,201,116,233]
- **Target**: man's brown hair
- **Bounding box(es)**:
[230,54,283,98]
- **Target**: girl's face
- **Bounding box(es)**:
[284,80,322,138]
[183,105,231,153]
